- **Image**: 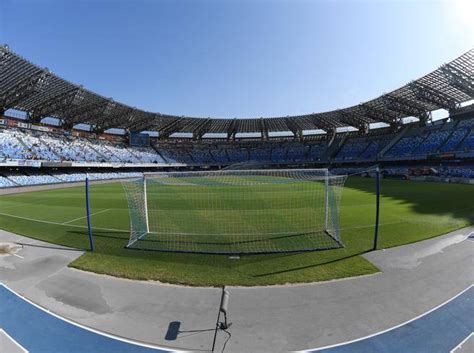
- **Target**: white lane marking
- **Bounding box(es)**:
[451,332,474,353]
[295,284,474,352]
[12,254,24,259]
[0,283,185,352]
[0,328,29,353]
[61,209,111,225]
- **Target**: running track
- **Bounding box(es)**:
[0,283,472,352]
[305,285,474,353]
[0,284,178,353]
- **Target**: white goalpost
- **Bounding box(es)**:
[122,169,346,255]
[143,174,150,234]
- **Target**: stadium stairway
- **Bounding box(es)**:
[324,135,347,160]
[13,134,31,156]
[151,147,168,164]
[455,126,473,151]
[38,137,61,160]
[411,130,433,155]
[356,138,373,160]
[436,120,460,152]
[87,142,109,161]
[378,125,410,158]
[125,146,140,162]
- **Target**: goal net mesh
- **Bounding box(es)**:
[122,169,346,254]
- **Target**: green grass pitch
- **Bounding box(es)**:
[0,177,473,286]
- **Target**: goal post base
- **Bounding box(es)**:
[124,229,344,256]
[122,243,344,256]
[324,229,345,248]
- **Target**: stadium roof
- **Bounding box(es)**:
[0,45,472,138]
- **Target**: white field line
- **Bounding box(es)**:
[0,328,29,353]
[0,283,184,352]
[0,210,469,236]
[340,221,403,231]
[61,208,111,225]
[295,284,474,352]
[451,332,474,353]
[0,211,128,233]
[341,219,465,231]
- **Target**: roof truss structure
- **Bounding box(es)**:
[0,45,472,138]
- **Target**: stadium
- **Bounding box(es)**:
[0,2,473,352]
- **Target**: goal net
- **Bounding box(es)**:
[122,169,346,255]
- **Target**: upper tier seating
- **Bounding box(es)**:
[0,129,34,159]
[306,142,327,161]
[286,144,308,162]
[226,148,248,163]
[0,128,163,164]
[210,149,229,164]
[271,146,287,163]
[440,128,470,152]
[414,130,450,155]
[459,130,474,151]
[158,147,192,164]
[385,135,424,158]
[335,138,369,160]
[359,135,392,159]
[1,113,473,165]
[249,148,272,162]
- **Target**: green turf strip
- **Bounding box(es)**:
[0,177,473,286]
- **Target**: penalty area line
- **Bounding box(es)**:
[61,208,111,225]
[0,211,128,233]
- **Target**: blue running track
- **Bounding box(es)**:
[307,285,474,353]
[0,284,178,353]
[1,282,473,353]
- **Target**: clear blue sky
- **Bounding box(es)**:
[0,0,472,119]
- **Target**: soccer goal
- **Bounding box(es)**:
[122,169,347,255]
